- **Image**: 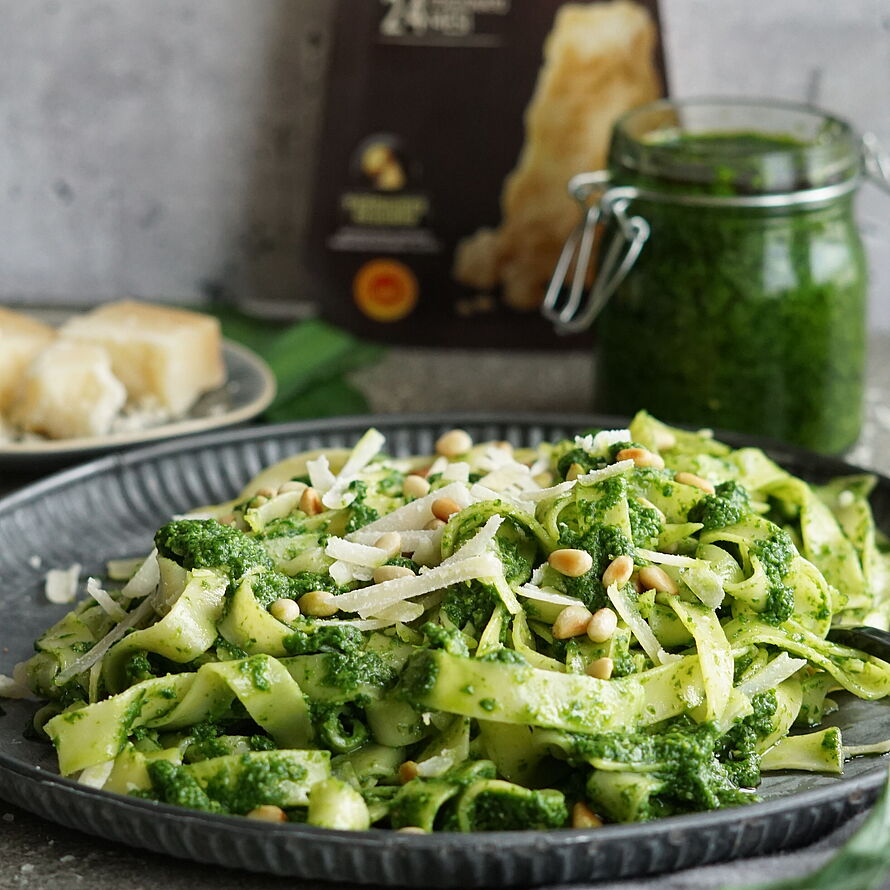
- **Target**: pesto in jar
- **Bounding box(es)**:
[592,102,867,454]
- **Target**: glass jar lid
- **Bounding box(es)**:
[609,98,861,195]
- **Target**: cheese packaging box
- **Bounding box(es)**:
[305,0,667,346]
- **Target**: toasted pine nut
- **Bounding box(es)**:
[373,564,415,584]
[397,825,427,834]
[493,440,513,454]
[269,598,301,624]
[586,656,614,680]
[552,605,594,639]
[399,761,419,783]
[675,471,716,495]
[298,590,339,617]
[566,462,584,482]
[431,497,461,522]
[572,801,603,829]
[246,804,287,822]
[374,532,402,559]
[424,518,446,531]
[299,487,324,516]
[615,447,665,470]
[435,429,473,458]
[602,555,634,588]
[218,512,237,527]
[638,565,678,595]
[587,608,618,643]
[548,548,593,578]
[403,474,431,499]
[255,486,277,499]
[278,480,306,494]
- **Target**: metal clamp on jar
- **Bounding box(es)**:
[544,98,890,454]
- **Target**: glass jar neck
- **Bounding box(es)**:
[609,99,861,196]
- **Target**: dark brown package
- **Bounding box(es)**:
[306,1,666,347]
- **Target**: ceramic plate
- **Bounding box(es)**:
[0,340,276,469]
[1,414,888,886]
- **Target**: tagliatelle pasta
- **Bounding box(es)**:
[15,412,890,830]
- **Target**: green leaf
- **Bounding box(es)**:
[265,376,371,422]
[729,769,890,890]
[264,319,384,410]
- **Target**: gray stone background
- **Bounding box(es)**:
[0,0,888,329]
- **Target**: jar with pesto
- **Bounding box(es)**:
[545,99,873,454]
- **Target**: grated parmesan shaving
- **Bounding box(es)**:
[737,652,807,699]
[77,759,115,789]
[442,462,470,483]
[346,482,472,538]
[325,537,390,568]
[333,553,503,619]
[578,459,635,486]
[322,429,386,509]
[440,515,503,567]
[635,548,698,567]
[121,550,160,599]
[55,596,155,686]
[519,480,576,502]
[0,673,31,699]
[606,581,673,665]
[307,455,337,494]
[516,584,584,608]
[45,564,81,604]
[86,577,127,621]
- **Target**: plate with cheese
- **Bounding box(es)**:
[0,301,276,467]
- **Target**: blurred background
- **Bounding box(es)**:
[0,0,887,328]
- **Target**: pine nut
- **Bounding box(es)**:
[637,565,678,595]
[298,590,339,617]
[255,486,277,500]
[397,826,427,834]
[269,598,301,624]
[278,480,306,494]
[552,605,594,639]
[435,429,473,458]
[424,518,446,531]
[586,656,614,680]
[572,801,603,829]
[602,555,634,588]
[431,497,461,522]
[675,472,716,494]
[548,549,593,577]
[246,804,287,822]
[586,608,618,643]
[615,447,665,470]
[493,440,513,454]
[403,474,431,499]
[299,487,324,516]
[250,495,269,507]
[566,462,584,481]
[399,761,419,783]
[218,512,237,527]
[374,532,402,559]
[372,564,415,584]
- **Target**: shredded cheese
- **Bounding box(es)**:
[45,563,81,604]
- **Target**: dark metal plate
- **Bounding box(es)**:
[1,414,888,886]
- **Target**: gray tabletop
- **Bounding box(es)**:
[2,337,890,890]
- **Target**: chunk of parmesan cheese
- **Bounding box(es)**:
[45,564,81,604]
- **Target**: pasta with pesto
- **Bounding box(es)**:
[15,412,890,830]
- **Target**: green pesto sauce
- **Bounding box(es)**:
[595,131,866,455]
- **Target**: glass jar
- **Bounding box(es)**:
[544,99,882,454]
